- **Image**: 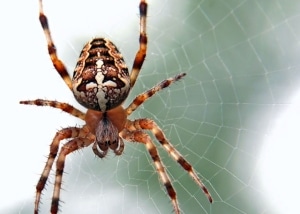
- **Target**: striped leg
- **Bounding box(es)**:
[38,0,72,90]
[51,134,95,214]
[129,0,148,88]
[34,127,81,214]
[126,73,186,115]
[129,119,213,203]
[120,128,180,214]
[19,99,86,120]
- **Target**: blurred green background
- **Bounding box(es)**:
[2,0,300,213]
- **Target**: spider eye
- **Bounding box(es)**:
[72,38,130,112]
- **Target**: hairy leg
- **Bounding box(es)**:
[20,99,85,120]
[120,128,180,214]
[35,127,81,214]
[127,119,213,203]
[38,0,72,90]
[51,132,95,213]
[126,73,186,115]
[129,0,148,88]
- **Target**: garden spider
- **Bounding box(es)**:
[20,0,213,213]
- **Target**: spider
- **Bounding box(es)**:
[20,0,213,213]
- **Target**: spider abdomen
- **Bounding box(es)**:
[72,38,130,112]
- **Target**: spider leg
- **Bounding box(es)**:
[38,0,72,90]
[130,0,148,88]
[126,73,186,115]
[127,119,213,203]
[20,99,85,120]
[51,132,95,214]
[35,127,80,214]
[120,128,180,214]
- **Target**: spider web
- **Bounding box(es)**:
[2,0,300,213]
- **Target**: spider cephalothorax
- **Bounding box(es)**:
[85,107,127,158]
[20,0,213,213]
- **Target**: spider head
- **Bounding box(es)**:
[85,106,127,158]
[93,114,124,157]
